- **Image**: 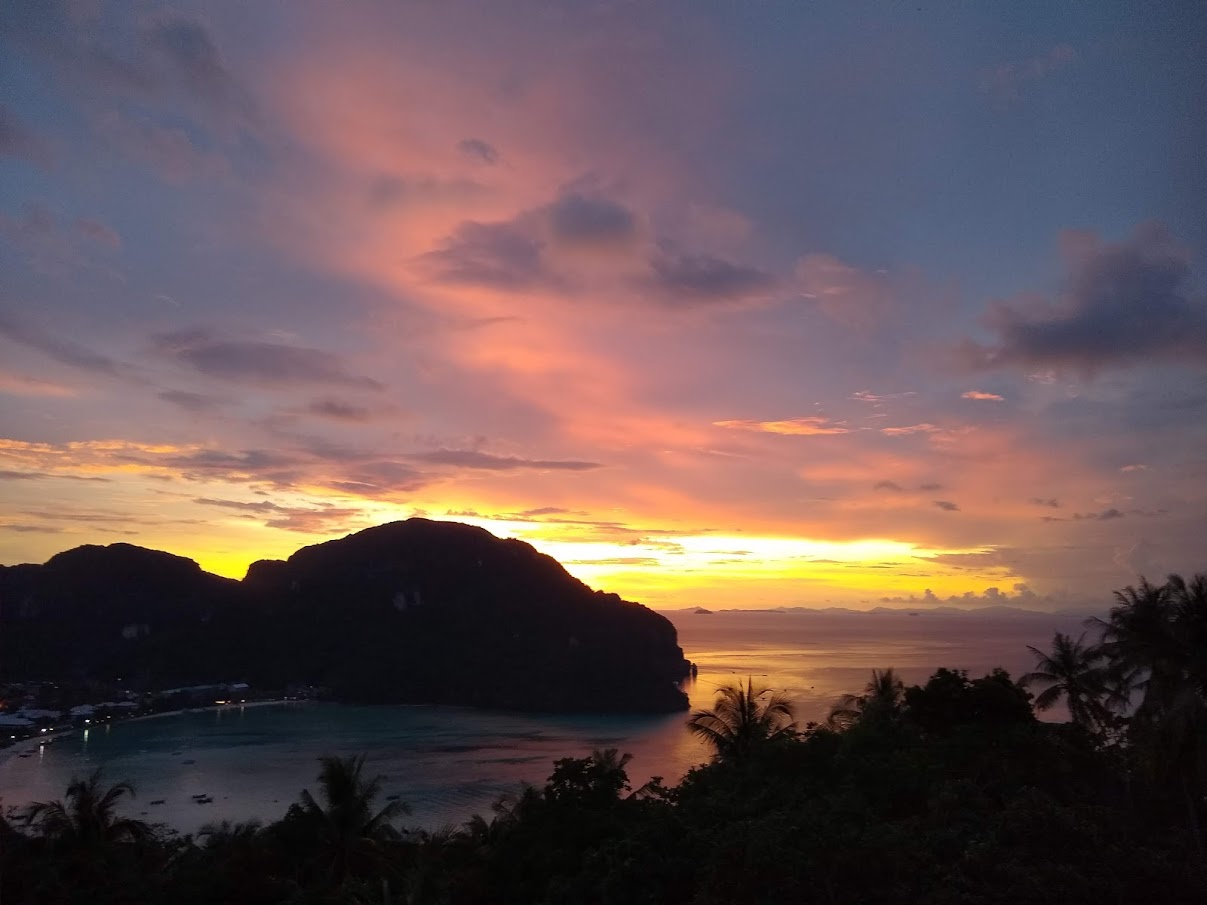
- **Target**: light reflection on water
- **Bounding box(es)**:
[0,609,1088,833]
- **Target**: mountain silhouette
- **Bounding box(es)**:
[0,519,691,713]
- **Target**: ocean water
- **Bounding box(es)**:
[0,609,1090,834]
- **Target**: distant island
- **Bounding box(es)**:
[0,519,692,714]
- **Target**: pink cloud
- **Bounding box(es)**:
[961,390,1004,401]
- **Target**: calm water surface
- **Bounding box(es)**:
[0,609,1089,833]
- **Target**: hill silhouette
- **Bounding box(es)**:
[0,519,691,713]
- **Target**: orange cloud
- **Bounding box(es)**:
[714,417,850,436]
[880,423,940,436]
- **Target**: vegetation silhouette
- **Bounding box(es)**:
[20,768,151,852]
[826,667,906,730]
[283,753,409,883]
[1088,574,1207,858]
[1021,632,1110,730]
[686,677,797,763]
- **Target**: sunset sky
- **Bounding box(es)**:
[1,2,1204,611]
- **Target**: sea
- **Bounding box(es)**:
[0,608,1092,834]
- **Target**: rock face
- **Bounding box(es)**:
[0,519,691,713]
[0,543,241,686]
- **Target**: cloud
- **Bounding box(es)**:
[963,224,1207,373]
[0,309,128,378]
[73,218,121,247]
[0,369,77,397]
[547,193,637,248]
[367,174,486,209]
[714,417,849,436]
[647,244,776,304]
[151,328,383,389]
[159,448,302,479]
[1041,508,1128,523]
[873,480,904,492]
[457,137,499,165]
[419,220,548,290]
[852,390,915,404]
[327,461,427,494]
[142,15,257,129]
[962,390,1003,401]
[0,470,109,483]
[96,110,227,183]
[300,398,382,422]
[0,103,52,167]
[797,254,895,328]
[194,497,278,513]
[979,43,1077,106]
[933,500,960,512]
[1079,508,1124,521]
[193,496,363,534]
[1120,464,1148,473]
[157,389,226,412]
[1030,497,1060,508]
[6,6,255,135]
[408,448,602,471]
[880,583,1050,609]
[880,423,939,436]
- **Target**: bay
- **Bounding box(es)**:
[0,608,1091,834]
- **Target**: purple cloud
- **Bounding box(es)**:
[647,244,776,304]
[151,328,383,389]
[420,221,548,290]
[963,224,1207,373]
[548,193,637,246]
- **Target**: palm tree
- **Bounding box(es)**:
[21,769,150,852]
[1021,632,1109,730]
[589,747,633,798]
[827,668,906,730]
[1090,578,1179,723]
[1169,573,1207,697]
[295,754,409,882]
[1091,575,1207,859]
[686,677,796,762]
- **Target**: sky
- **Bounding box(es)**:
[1,1,1205,611]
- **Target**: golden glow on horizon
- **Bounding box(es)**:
[0,449,1022,607]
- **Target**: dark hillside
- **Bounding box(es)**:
[0,520,690,713]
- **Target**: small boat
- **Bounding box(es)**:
[150,799,165,805]
[191,793,208,800]
[385,794,400,801]
[197,796,214,804]
[182,759,196,765]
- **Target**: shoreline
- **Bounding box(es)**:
[0,699,310,765]
[122,698,311,725]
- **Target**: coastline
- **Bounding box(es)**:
[122,697,310,725]
[0,699,309,765]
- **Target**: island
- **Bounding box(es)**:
[0,519,692,714]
